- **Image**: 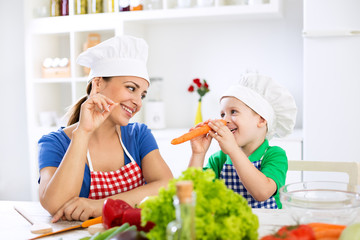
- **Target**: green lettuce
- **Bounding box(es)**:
[141,168,259,240]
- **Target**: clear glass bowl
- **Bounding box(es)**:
[280,181,360,225]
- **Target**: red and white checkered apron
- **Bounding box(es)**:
[87,129,145,200]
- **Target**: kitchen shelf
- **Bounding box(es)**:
[30,1,283,34]
[33,77,73,83]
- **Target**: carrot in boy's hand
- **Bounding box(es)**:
[171,120,227,145]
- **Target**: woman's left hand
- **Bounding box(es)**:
[208,120,238,155]
[51,197,104,222]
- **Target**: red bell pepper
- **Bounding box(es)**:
[122,208,155,232]
[102,198,132,229]
[102,199,155,232]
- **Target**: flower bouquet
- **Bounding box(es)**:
[188,78,210,125]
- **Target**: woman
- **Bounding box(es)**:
[37,35,173,222]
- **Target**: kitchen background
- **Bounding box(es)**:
[0,0,359,201]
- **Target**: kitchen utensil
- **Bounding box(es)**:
[29,216,103,240]
[14,206,53,234]
[280,181,360,225]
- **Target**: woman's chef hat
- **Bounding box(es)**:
[220,73,297,139]
[77,35,149,84]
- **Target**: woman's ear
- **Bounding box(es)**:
[90,77,103,95]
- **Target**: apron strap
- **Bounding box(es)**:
[87,150,94,171]
[87,126,136,171]
[116,126,136,163]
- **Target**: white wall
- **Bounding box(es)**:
[0,0,31,200]
[145,0,303,130]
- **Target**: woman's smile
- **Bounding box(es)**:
[121,104,135,118]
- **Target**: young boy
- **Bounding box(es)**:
[188,73,297,209]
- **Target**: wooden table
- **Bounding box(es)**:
[0,200,297,240]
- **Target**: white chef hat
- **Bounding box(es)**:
[220,73,297,139]
[77,35,149,84]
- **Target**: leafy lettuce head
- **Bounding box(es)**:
[141,168,259,240]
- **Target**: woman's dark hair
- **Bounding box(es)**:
[67,77,112,126]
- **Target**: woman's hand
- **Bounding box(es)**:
[208,120,238,155]
[77,83,118,134]
[51,197,104,222]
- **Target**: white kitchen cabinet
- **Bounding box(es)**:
[271,129,303,184]
[303,0,360,183]
[24,0,297,200]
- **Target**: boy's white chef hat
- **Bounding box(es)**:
[77,35,149,84]
[220,73,297,139]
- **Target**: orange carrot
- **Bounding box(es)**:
[171,120,227,145]
[314,229,344,239]
[307,222,346,240]
[308,222,346,230]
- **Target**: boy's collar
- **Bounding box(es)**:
[248,139,269,162]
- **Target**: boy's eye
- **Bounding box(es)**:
[141,94,146,100]
[231,110,237,114]
[220,113,225,118]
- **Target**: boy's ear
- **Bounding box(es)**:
[257,116,267,128]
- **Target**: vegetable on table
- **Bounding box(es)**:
[102,199,154,232]
[261,224,315,240]
[141,167,259,240]
[308,222,346,239]
[102,199,132,229]
[261,233,297,240]
[261,222,347,240]
[171,119,227,145]
[81,223,136,240]
[339,223,360,240]
[278,225,315,240]
[122,208,155,232]
[109,229,148,240]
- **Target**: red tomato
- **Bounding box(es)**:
[260,231,297,240]
[277,225,316,240]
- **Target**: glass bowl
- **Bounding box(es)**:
[280,181,360,225]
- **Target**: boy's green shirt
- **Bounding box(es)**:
[204,139,288,208]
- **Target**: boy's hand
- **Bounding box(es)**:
[208,120,237,155]
[189,120,212,155]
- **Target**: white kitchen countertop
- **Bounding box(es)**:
[0,200,299,240]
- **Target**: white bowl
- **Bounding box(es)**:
[280,181,360,225]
